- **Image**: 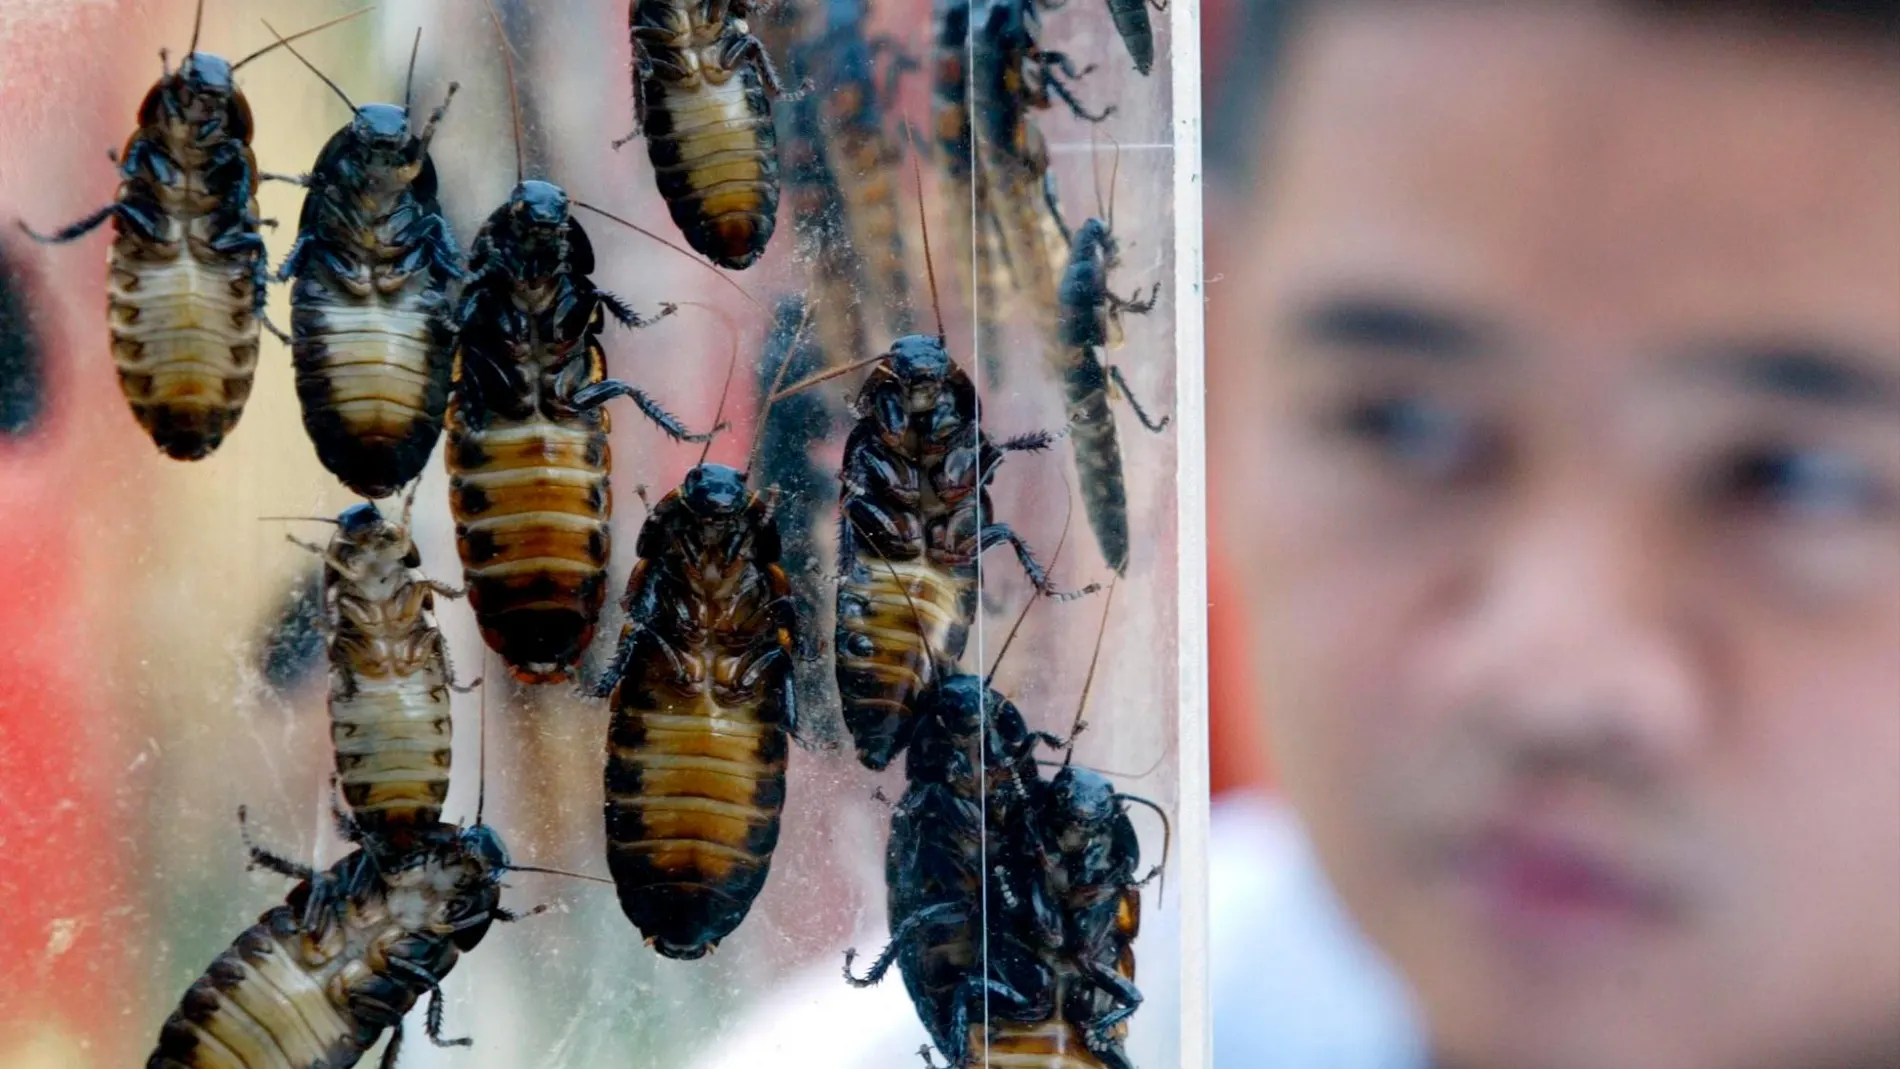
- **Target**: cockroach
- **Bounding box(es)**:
[813,0,918,340]
[16,6,368,461]
[1056,210,1166,576]
[623,0,786,270]
[780,47,871,372]
[283,498,468,853]
[450,4,711,686]
[844,674,1066,1068]
[1104,0,1166,77]
[832,330,1086,771]
[972,0,1111,334]
[930,0,1012,385]
[1032,763,1155,1069]
[271,25,464,500]
[145,821,519,1069]
[596,461,798,959]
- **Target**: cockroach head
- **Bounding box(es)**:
[1049,765,1119,829]
[335,502,413,559]
[681,464,750,519]
[887,334,953,387]
[461,822,511,873]
[178,52,236,98]
[510,180,571,229]
[352,102,413,155]
[1077,217,1118,264]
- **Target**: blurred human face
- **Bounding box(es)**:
[1211,5,1900,1069]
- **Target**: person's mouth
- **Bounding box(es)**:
[1441,819,1685,951]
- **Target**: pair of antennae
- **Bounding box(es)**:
[261,12,424,116]
[224,7,372,73]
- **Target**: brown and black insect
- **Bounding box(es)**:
[597,462,798,959]
[1104,0,1166,77]
[271,26,464,500]
[972,0,1111,334]
[813,0,919,341]
[450,4,709,685]
[145,820,519,1069]
[832,329,1087,771]
[1056,210,1166,576]
[930,0,1013,385]
[623,0,786,270]
[284,499,469,854]
[17,6,366,460]
[844,673,1067,1068]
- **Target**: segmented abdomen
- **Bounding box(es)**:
[147,903,364,1069]
[827,122,915,337]
[645,67,780,270]
[1106,0,1157,75]
[604,563,794,958]
[447,409,611,683]
[292,284,453,499]
[836,557,973,770]
[970,1021,1113,1069]
[331,638,451,835]
[109,193,261,460]
[1059,348,1130,575]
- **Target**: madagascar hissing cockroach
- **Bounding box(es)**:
[596,462,798,959]
[832,330,1091,771]
[971,0,1111,334]
[271,26,464,500]
[813,0,918,340]
[1104,0,1166,77]
[929,0,1013,385]
[781,41,871,373]
[16,7,368,460]
[623,0,786,270]
[844,673,1066,1068]
[283,498,468,853]
[145,819,520,1069]
[450,5,710,685]
[1031,763,1156,1069]
[1056,213,1166,575]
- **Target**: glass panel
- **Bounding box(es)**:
[0,1,1203,1066]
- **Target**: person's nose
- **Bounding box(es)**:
[1420,487,1711,787]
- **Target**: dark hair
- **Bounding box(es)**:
[1203,0,1900,188]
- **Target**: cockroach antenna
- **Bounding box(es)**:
[232,8,374,72]
[764,352,885,405]
[672,300,745,467]
[188,0,205,57]
[261,18,358,112]
[1117,791,1172,904]
[481,0,527,184]
[502,863,616,886]
[901,121,946,342]
[571,201,765,316]
[743,296,815,482]
[476,650,489,827]
[1063,572,1120,764]
[985,479,1076,688]
[399,478,421,530]
[257,515,342,524]
[404,27,422,115]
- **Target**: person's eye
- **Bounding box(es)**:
[1334,394,1497,484]
[1718,444,1893,521]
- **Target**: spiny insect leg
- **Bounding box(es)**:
[1108,365,1171,433]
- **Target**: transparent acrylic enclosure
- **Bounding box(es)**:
[0,1,1205,1066]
